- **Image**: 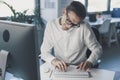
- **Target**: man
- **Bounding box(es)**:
[40,1,102,72]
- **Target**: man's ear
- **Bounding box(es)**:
[62,8,67,15]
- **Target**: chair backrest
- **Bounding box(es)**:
[86,27,101,68]
[98,19,111,34]
[86,27,100,58]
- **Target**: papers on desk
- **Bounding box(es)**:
[40,63,53,80]
[53,65,89,78]
[40,63,115,80]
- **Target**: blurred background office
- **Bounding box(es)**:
[0,0,120,79]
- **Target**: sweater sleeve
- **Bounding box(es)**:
[40,22,56,64]
[83,23,103,65]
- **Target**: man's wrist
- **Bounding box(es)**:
[86,61,93,68]
[51,58,57,65]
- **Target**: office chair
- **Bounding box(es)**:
[98,19,111,47]
[86,27,101,68]
[116,23,120,38]
[98,19,118,47]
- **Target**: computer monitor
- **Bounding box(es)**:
[88,13,97,22]
[111,8,120,18]
[0,20,39,80]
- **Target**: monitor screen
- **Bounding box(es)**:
[88,13,97,22]
[0,20,39,80]
[111,8,120,18]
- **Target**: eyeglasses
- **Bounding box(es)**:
[65,13,80,27]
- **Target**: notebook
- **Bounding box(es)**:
[53,65,90,78]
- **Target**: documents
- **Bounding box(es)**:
[40,63,115,80]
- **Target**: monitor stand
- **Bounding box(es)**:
[0,50,9,80]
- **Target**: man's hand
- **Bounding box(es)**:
[51,58,68,71]
[77,61,93,71]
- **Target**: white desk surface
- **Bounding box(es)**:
[40,63,115,80]
[89,18,120,26]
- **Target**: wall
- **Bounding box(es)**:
[41,0,73,22]
[41,0,58,22]
[58,0,73,17]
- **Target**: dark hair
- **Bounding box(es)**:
[66,1,86,20]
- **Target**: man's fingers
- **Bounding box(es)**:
[82,61,93,71]
[86,68,90,72]
[59,62,65,71]
[56,62,61,71]
[82,62,87,71]
[61,61,67,71]
[56,61,67,71]
[51,58,68,71]
[80,62,84,70]
[77,61,92,71]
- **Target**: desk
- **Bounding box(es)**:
[89,18,120,26]
[88,18,120,47]
[40,63,120,80]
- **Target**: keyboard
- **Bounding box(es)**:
[53,65,90,78]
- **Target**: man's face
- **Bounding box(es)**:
[62,10,81,30]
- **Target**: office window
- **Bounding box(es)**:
[44,0,55,8]
[87,0,108,12]
[110,0,120,11]
[0,0,34,17]
[74,0,85,5]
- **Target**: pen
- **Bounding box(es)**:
[49,70,53,78]
[88,71,92,78]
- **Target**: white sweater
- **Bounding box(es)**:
[41,17,102,65]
